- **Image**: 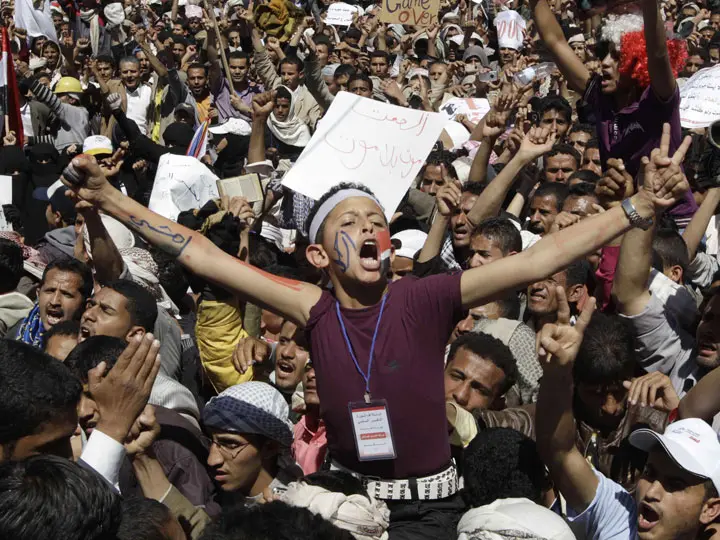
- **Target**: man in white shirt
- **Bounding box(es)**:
[118,57,152,135]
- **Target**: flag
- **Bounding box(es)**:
[0,27,23,146]
[186,120,210,159]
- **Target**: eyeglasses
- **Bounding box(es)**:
[207,437,252,460]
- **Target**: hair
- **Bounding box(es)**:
[118,497,175,540]
[276,85,292,102]
[102,279,158,331]
[564,259,590,288]
[568,170,601,185]
[494,293,522,320]
[149,247,189,305]
[334,63,355,79]
[43,319,81,348]
[429,59,447,69]
[279,55,304,72]
[566,182,600,207]
[544,143,582,169]
[65,335,127,384]
[0,238,23,294]
[573,312,636,385]
[447,333,518,396]
[305,182,380,241]
[652,229,689,276]
[532,182,569,211]
[462,427,547,507]
[419,152,458,182]
[198,501,355,540]
[462,182,486,197]
[0,340,81,451]
[118,56,140,68]
[187,62,207,75]
[370,50,390,61]
[41,259,93,301]
[569,122,594,137]
[688,46,709,63]
[473,217,522,256]
[585,138,599,151]
[95,54,116,67]
[0,455,121,540]
[348,71,372,87]
[536,95,572,124]
[228,50,250,62]
[302,471,368,498]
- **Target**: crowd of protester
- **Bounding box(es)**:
[5,0,720,538]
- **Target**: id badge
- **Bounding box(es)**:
[349,399,397,461]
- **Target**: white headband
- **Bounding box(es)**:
[308,189,380,243]
[568,34,586,45]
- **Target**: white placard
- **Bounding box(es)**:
[0,176,12,205]
[149,154,219,221]
[439,97,491,124]
[14,0,58,42]
[282,92,447,218]
[325,3,357,26]
[494,10,525,50]
[680,65,720,129]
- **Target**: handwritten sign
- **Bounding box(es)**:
[439,97,491,124]
[680,65,720,128]
[281,92,447,218]
[494,10,525,50]
[325,2,358,26]
[379,0,439,27]
[149,154,219,221]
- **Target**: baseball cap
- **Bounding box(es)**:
[208,117,252,136]
[174,103,195,119]
[391,229,427,259]
[33,179,77,224]
[630,418,720,493]
[83,135,113,157]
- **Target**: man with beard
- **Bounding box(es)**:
[527,183,569,236]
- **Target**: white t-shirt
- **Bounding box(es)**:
[125,84,153,135]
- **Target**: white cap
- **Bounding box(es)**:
[208,118,252,136]
[83,135,113,156]
[391,230,427,259]
[630,418,720,493]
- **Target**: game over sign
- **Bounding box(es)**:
[379,0,439,27]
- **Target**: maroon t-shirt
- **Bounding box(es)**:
[306,273,464,479]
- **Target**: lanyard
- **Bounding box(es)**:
[335,294,387,404]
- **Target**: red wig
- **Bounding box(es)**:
[618,30,688,88]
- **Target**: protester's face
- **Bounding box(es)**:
[207,431,267,493]
[684,54,705,76]
[274,321,309,392]
[315,43,329,66]
[570,41,587,61]
[465,56,482,71]
[77,383,101,436]
[420,164,446,196]
[303,364,319,406]
[314,196,389,285]
[172,42,186,62]
[702,27,715,42]
[228,31,241,48]
[545,154,577,183]
[449,306,489,344]
[429,63,448,82]
[391,255,413,279]
[600,52,621,94]
[119,61,140,90]
[334,73,349,93]
[444,346,507,411]
[136,51,150,76]
[45,333,78,361]
[370,56,389,77]
[39,269,85,331]
[467,233,508,268]
[79,287,137,343]
[711,47,720,65]
[187,67,208,97]
[188,18,201,33]
[528,195,558,235]
[273,97,291,121]
[340,50,356,65]
[229,57,249,83]
[563,194,599,218]
[696,293,720,370]
[3,408,77,462]
[575,380,627,430]
[280,63,301,90]
[713,12,720,29]
[172,23,185,35]
[499,47,518,66]
[635,448,716,540]
[569,131,591,155]
[450,193,478,248]
[348,79,372,97]
[539,110,570,138]
[582,147,602,175]
[96,61,114,82]
[33,36,47,55]
[527,270,567,316]
[43,45,60,69]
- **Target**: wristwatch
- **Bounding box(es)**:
[621,198,653,231]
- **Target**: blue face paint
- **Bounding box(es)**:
[332,231,356,273]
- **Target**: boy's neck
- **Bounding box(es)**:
[334,279,387,310]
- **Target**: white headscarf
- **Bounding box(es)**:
[283,481,390,540]
[267,85,311,147]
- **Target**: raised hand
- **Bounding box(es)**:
[252,91,275,119]
[517,126,557,162]
[232,336,271,374]
[549,211,581,233]
[595,158,634,208]
[623,372,680,412]
[61,154,114,206]
[106,92,123,112]
[436,179,462,217]
[3,130,17,147]
[483,90,514,139]
[124,404,161,457]
[639,123,691,211]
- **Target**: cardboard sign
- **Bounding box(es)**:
[494,10,525,50]
[680,65,720,128]
[325,2,358,26]
[282,92,447,218]
[379,0,439,27]
[149,154,219,221]
[439,97,491,124]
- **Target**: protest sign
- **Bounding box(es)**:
[494,10,525,50]
[282,92,447,218]
[679,65,720,128]
[0,175,11,232]
[149,154,219,221]
[379,0,439,27]
[325,2,358,26]
[439,97,491,124]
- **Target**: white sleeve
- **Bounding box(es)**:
[79,430,126,488]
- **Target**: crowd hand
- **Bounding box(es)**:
[3,130,16,146]
[88,334,162,444]
[14,27,27,41]
[61,31,74,50]
[208,106,219,120]
[184,45,198,61]
[380,79,406,103]
[516,126,556,162]
[232,336,271,375]
[15,60,30,78]
[623,372,680,413]
[230,93,251,114]
[436,179,462,217]
[639,123,692,211]
[76,37,91,51]
[503,127,524,157]
[223,195,255,226]
[258,487,282,504]
[595,158,633,208]
[132,159,148,176]
[134,27,147,46]
[266,36,282,52]
[106,92,123,112]
[549,211,580,233]
[61,154,113,206]
[426,23,440,40]
[124,405,161,457]
[536,287,596,370]
[483,90,514,139]
[252,91,275,120]
[99,147,125,178]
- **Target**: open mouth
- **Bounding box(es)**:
[45,310,63,326]
[638,503,660,531]
[79,325,93,340]
[276,360,296,375]
[359,240,380,271]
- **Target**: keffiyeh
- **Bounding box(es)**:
[267,86,311,147]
